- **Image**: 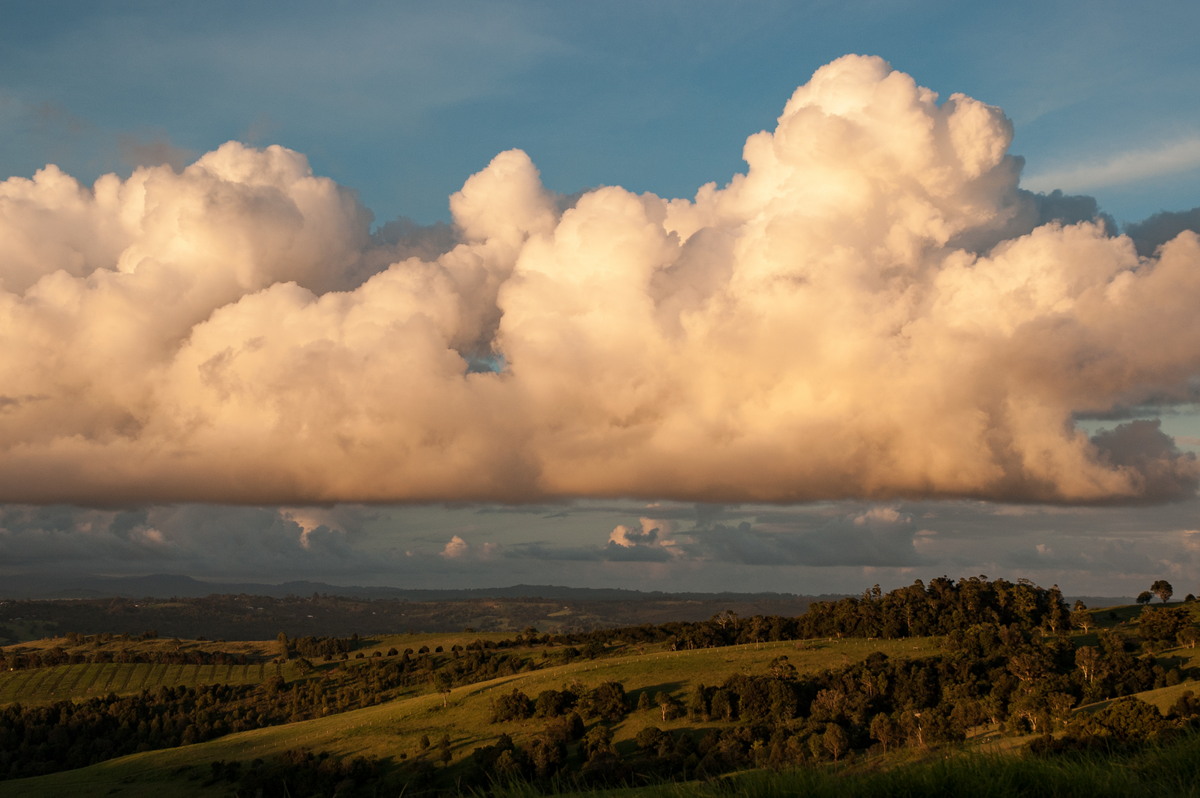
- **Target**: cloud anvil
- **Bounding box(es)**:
[2,56,1197,506]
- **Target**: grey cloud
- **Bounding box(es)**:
[1091,420,1199,502]
[1125,207,1200,257]
[687,513,928,569]
[1033,189,1116,233]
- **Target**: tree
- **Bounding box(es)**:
[1075,646,1101,685]
[1070,601,1093,634]
[710,689,734,721]
[768,655,798,681]
[1137,591,1153,606]
[655,691,680,722]
[688,684,709,720]
[583,724,616,761]
[822,723,850,761]
[1151,580,1174,604]
[490,688,533,722]
[1138,606,1192,647]
[1009,690,1051,734]
[869,713,899,752]
[432,672,453,708]
[581,682,628,721]
[527,734,566,778]
[1007,647,1052,683]
[1079,697,1170,741]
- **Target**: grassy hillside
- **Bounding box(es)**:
[0,637,940,797]
[0,631,525,707]
[557,731,1200,798]
[4,585,1199,797]
[0,661,292,705]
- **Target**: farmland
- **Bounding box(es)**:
[1,578,1199,796]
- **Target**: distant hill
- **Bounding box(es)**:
[1067,595,1138,608]
[0,572,829,603]
[0,572,1132,608]
[0,574,847,639]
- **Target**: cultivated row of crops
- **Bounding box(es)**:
[0,661,279,705]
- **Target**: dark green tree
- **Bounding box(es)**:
[432,672,453,708]
[688,683,709,720]
[655,691,680,722]
[1070,600,1093,633]
[869,712,899,752]
[1151,580,1174,604]
[822,723,850,761]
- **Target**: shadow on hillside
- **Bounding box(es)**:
[631,681,685,700]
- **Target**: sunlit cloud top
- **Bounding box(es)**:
[2,55,1199,507]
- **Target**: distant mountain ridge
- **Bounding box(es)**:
[0,573,826,602]
[0,572,1133,608]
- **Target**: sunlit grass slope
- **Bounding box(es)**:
[0,637,939,797]
[0,661,293,705]
[0,631,521,707]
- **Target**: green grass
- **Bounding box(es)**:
[0,661,295,706]
[518,729,1200,798]
[0,619,59,644]
[22,631,1196,797]
[1119,676,1200,715]
[0,628,536,708]
[0,637,941,797]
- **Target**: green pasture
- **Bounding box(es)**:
[9,623,1200,798]
[0,636,941,797]
[550,730,1200,798]
[0,660,288,706]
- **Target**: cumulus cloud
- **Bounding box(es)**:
[2,55,1200,506]
[1125,208,1200,257]
[441,535,470,559]
[853,507,909,526]
[0,503,368,577]
[604,517,681,562]
[609,517,674,547]
[439,534,497,560]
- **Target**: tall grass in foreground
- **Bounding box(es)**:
[489,730,1200,798]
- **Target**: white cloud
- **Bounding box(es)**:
[1,55,1199,510]
[853,507,908,526]
[441,535,470,559]
[609,517,674,547]
[1024,137,1200,193]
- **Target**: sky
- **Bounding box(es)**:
[2,1,1200,599]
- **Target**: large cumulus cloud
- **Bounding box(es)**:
[2,55,1199,506]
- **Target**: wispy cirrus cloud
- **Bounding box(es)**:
[1024,137,1200,193]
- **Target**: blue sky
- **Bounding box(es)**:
[2,1,1200,599]
[3,1,1199,227]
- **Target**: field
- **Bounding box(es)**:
[2,591,1199,797]
[0,636,942,797]
[0,661,289,705]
